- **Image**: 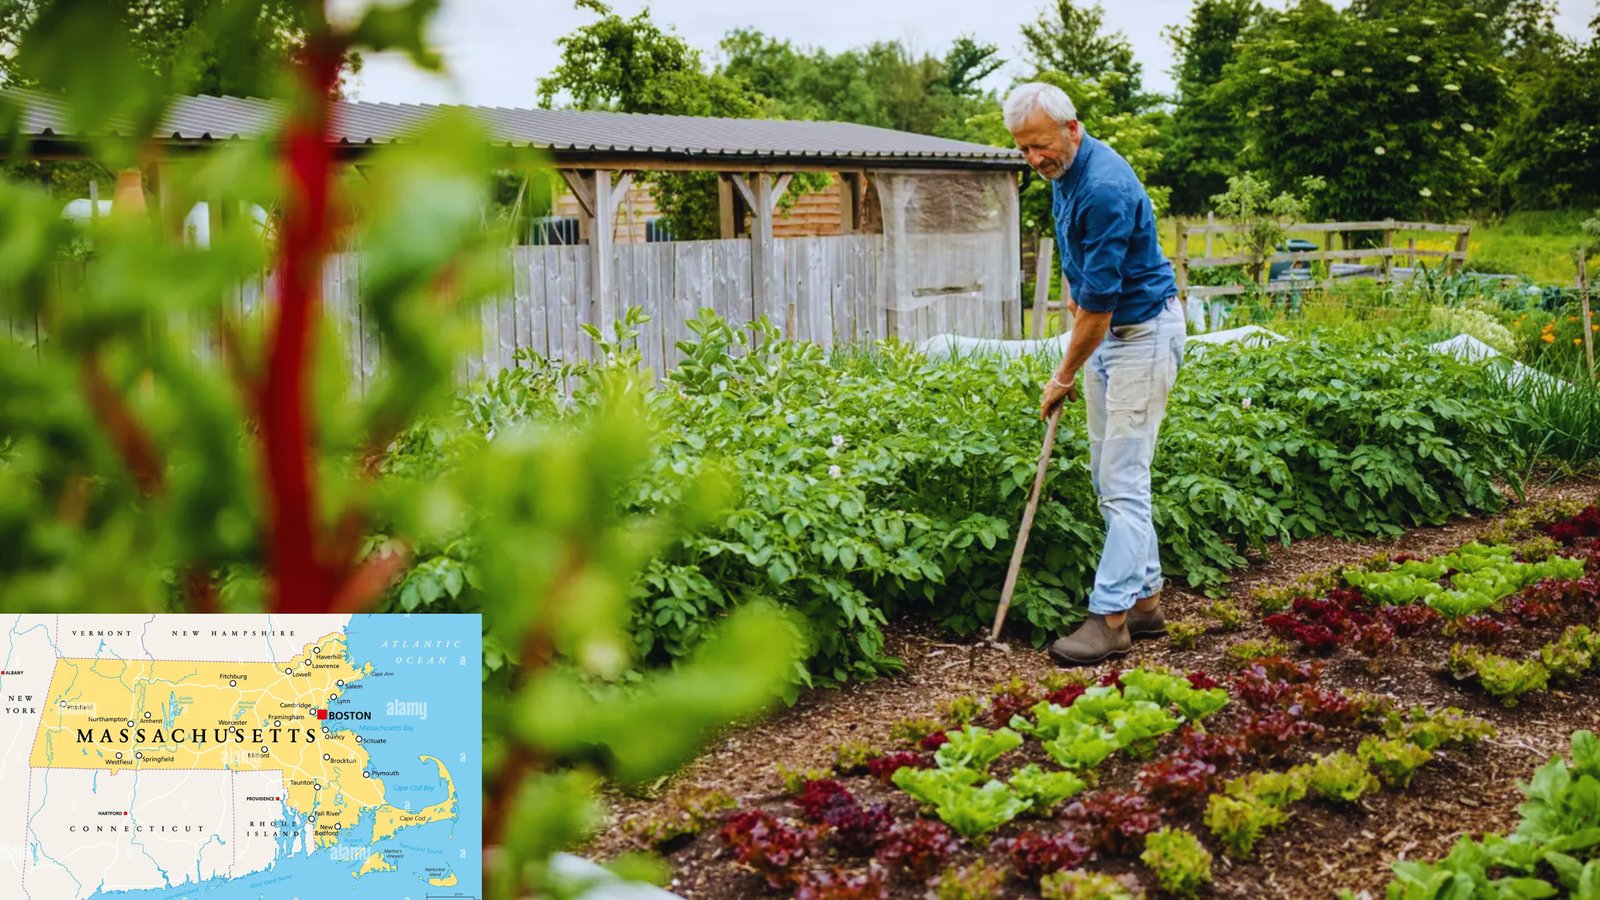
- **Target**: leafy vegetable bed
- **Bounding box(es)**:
[585,488,1600,899]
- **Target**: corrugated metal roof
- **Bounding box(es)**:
[3,88,1026,169]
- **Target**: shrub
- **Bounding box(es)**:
[1141,827,1215,898]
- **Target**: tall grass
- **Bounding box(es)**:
[1485,358,1600,479]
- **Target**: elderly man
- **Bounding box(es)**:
[1005,82,1187,666]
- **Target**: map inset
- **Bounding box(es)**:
[0,614,481,899]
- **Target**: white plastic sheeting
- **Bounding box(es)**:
[548,853,685,900]
[872,170,1020,339]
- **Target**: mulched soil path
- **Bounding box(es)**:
[587,476,1600,899]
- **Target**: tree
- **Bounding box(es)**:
[1213,0,1509,222]
[715,30,1003,142]
[1019,0,1153,114]
[538,0,763,240]
[1154,0,1266,215]
[1486,34,1598,210]
[1210,171,1325,282]
[0,0,360,98]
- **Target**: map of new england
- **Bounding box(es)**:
[0,614,482,900]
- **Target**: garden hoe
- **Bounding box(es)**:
[971,405,1064,668]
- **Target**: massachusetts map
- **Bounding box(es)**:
[0,613,481,899]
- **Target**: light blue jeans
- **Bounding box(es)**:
[1082,297,1186,615]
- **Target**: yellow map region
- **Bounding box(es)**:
[371,755,458,842]
[427,872,459,886]
[354,852,396,878]
[29,633,456,851]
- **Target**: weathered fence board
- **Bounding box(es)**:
[4,235,931,386]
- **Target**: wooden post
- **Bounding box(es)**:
[1449,226,1470,276]
[1031,235,1054,339]
[717,174,736,240]
[733,173,789,337]
[88,179,99,227]
[1175,220,1189,322]
[1407,237,1416,271]
[560,169,632,344]
[1205,211,1214,258]
[1381,218,1396,284]
[1582,252,1595,377]
[838,173,857,235]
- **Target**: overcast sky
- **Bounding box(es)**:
[329,0,1598,109]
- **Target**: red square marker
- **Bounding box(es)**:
[124,812,128,816]
[316,710,327,720]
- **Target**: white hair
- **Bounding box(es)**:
[1002,83,1077,132]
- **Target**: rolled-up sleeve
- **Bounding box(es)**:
[1071,181,1135,313]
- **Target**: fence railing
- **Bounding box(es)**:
[1174,219,1473,301]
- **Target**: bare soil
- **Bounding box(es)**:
[588,476,1600,899]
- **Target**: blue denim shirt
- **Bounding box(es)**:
[1051,131,1176,327]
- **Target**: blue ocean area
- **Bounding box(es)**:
[76,614,482,900]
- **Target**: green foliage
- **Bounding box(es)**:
[934,725,1023,773]
[1345,543,1582,617]
[831,739,880,774]
[1141,827,1215,899]
[1040,870,1142,900]
[398,298,1523,692]
[620,788,738,849]
[1383,706,1497,752]
[1019,0,1152,115]
[716,30,1002,143]
[1169,620,1204,650]
[1008,763,1088,814]
[889,717,945,746]
[1209,172,1325,283]
[1359,737,1435,789]
[1198,598,1248,632]
[892,766,1026,838]
[1225,767,1310,810]
[941,696,985,727]
[1027,670,1214,768]
[936,860,1007,900]
[1213,1,1510,222]
[1449,644,1552,706]
[535,0,766,241]
[1206,792,1285,859]
[1378,730,1600,899]
[1224,638,1292,668]
[1539,626,1600,684]
[1308,752,1379,803]
[1156,0,1269,214]
[777,764,834,796]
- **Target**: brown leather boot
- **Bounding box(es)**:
[1048,614,1132,666]
[1127,593,1167,639]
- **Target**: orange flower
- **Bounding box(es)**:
[1576,339,1584,346]
[1543,334,1556,343]
[1571,316,1581,322]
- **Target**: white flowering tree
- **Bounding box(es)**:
[1211,1,1509,222]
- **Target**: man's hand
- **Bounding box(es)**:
[1040,372,1077,420]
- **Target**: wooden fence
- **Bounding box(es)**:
[4,233,1020,386]
[1173,219,1473,302]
